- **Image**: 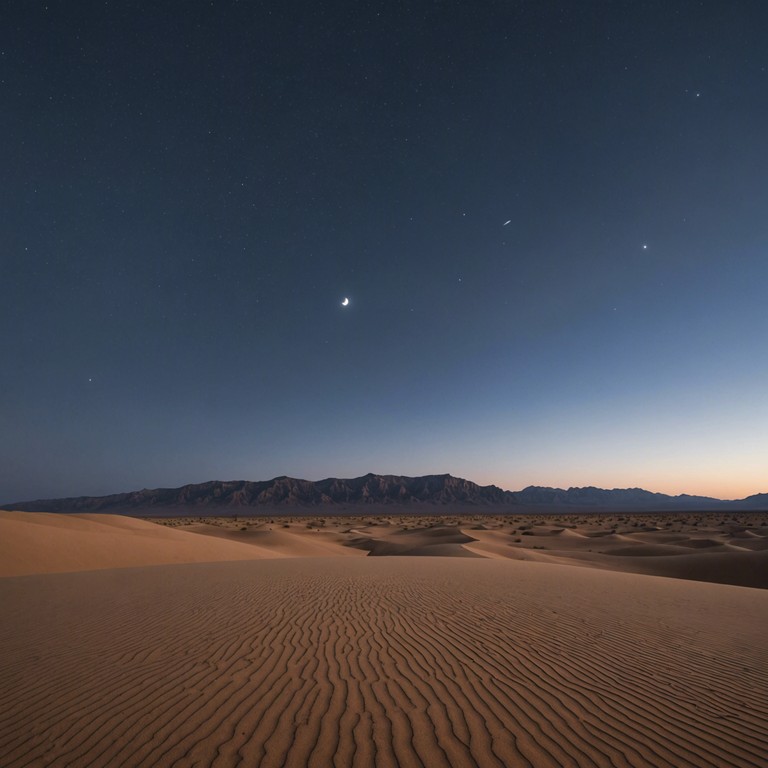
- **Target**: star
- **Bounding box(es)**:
[642,244,648,249]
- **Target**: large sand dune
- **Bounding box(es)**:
[1,510,766,767]
[0,511,362,576]
[1,557,766,768]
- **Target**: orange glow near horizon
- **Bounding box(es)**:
[485,470,766,501]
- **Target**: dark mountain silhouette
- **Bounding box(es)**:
[738,492,768,509]
[1,474,512,513]
[511,485,723,508]
[2,474,764,513]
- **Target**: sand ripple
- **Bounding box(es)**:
[1,557,766,768]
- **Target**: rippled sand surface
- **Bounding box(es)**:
[2,553,766,768]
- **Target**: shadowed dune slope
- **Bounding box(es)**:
[1,557,766,768]
[592,548,768,588]
[0,511,284,576]
[458,525,768,588]
[348,525,483,556]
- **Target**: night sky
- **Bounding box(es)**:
[3,1,767,504]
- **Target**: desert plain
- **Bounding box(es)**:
[1,509,767,767]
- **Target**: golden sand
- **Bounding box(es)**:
[1,510,766,767]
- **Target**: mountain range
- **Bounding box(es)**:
[2,473,766,514]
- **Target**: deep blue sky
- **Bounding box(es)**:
[2,1,767,503]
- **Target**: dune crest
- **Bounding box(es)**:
[0,511,283,576]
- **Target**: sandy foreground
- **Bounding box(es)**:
[1,511,767,767]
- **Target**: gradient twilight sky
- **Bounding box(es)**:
[2,1,767,504]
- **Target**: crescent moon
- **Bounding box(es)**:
[341,297,349,306]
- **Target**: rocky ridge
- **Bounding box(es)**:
[2,474,765,513]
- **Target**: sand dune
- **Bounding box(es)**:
[0,511,284,576]
[1,556,766,768]
[3,510,766,589]
[593,548,768,587]
[181,522,367,558]
[349,525,482,557]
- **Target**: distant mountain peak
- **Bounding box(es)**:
[1,474,765,513]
